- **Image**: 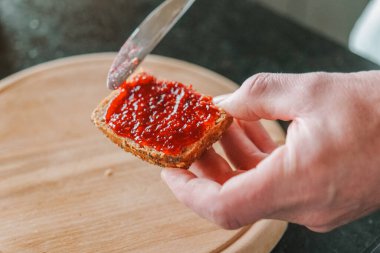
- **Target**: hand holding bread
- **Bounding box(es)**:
[162,71,380,232]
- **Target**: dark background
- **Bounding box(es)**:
[0,0,379,252]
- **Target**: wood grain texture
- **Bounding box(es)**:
[0,54,287,253]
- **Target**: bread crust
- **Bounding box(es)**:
[91,89,232,169]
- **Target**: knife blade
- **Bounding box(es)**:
[107,0,196,90]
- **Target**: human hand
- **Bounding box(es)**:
[161,71,380,232]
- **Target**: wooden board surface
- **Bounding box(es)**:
[0,53,287,253]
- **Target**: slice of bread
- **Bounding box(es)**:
[91,76,232,169]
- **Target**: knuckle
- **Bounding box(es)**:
[303,72,330,98]
[243,73,272,98]
[302,211,337,233]
[218,218,242,230]
[209,202,242,230]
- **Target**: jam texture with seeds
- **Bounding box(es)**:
[105,73,221,155]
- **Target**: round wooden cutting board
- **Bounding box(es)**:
[0,54,287,253]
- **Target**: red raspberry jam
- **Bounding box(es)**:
[105,73,221,155]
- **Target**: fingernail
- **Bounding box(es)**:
[161,169,169,182]
[213,93,231,105]
[161,168,178,182]
[216,96,232,111]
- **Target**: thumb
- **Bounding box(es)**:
[218,72,320,121]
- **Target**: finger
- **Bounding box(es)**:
[190,148,240,184]
[220,121,267,170]
[162,146,292,230]
[161,167,255,229]
[219,146,291,225]
[218,72,324,121]
[237,120,277,153]
[161,168,224,223]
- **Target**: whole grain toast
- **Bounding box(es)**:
[91,75,232,169]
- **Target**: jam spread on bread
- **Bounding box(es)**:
[105,73,221,155]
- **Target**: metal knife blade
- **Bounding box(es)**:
[107,0,196,90]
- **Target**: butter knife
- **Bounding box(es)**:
[107,0,196,90]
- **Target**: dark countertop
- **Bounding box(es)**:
[1,0,379,252]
